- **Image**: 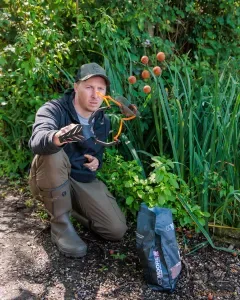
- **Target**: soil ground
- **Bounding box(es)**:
[0,178,240,300]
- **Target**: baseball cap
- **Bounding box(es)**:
[75,62,110,86]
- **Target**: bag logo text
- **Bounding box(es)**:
[153,250,163,285]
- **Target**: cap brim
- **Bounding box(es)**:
[81,74,110,86]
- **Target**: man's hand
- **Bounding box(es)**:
[83,154,99,172]
[115,96,139,117]
[120,103,138,117]
[53,124,79,146]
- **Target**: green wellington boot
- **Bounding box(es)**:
[40,180,87,257]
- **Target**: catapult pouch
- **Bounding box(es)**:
[136,203,181,292]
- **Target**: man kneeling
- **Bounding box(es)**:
[28,63,127,257]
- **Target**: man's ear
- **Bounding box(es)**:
[73,82,78,92]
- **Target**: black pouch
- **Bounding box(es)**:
[136,203,182,292]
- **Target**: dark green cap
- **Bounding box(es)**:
[75,62,110,86]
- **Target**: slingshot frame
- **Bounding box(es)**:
[59,92,139,147]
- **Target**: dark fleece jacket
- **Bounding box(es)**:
[28,89,110,183]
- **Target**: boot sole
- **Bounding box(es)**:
[51,235,87,258]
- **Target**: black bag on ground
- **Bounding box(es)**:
[136,203,182,292]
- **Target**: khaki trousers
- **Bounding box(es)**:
[29,150,127,240]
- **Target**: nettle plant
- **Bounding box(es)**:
[98,150,209,229]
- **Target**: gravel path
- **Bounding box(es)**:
[0,178,239,300]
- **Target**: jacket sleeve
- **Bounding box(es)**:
[28,101,62,155]
[95,147,104,170]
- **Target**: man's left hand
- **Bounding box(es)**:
[83,154,99,172]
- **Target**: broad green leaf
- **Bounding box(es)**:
[126,196,134,205]
[169,177,179,189]
[158,194,166,206]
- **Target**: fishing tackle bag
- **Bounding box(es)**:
[136,203,182,292]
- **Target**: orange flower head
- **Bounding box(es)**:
[141,56,149,65]
[128,76,137,84]
[153,66,162,76]
[143,85,151,94]
[141,70,150,79]
[156,52,166,62]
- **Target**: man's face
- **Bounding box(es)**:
[74,76,107,117]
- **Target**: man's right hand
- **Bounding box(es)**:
[53,124,78,146]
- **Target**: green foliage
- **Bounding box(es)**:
[79,0,240,62]
[0,0,75,176]
[70,216,83,230]
[110,252,126,260]
[98,149,209,229]
[0,0,239,229]
[36,209,48,220]
[98,265,108,272]
[97,149,144,215]
[118,53,240,228]
[24,199,34,208]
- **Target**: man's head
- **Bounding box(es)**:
[74,63,109,118]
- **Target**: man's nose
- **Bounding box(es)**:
[91,88,97,98]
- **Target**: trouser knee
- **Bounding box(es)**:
[101,222,128,241]
[29,150,71,192]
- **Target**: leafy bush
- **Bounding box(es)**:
[98,149,209,229]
